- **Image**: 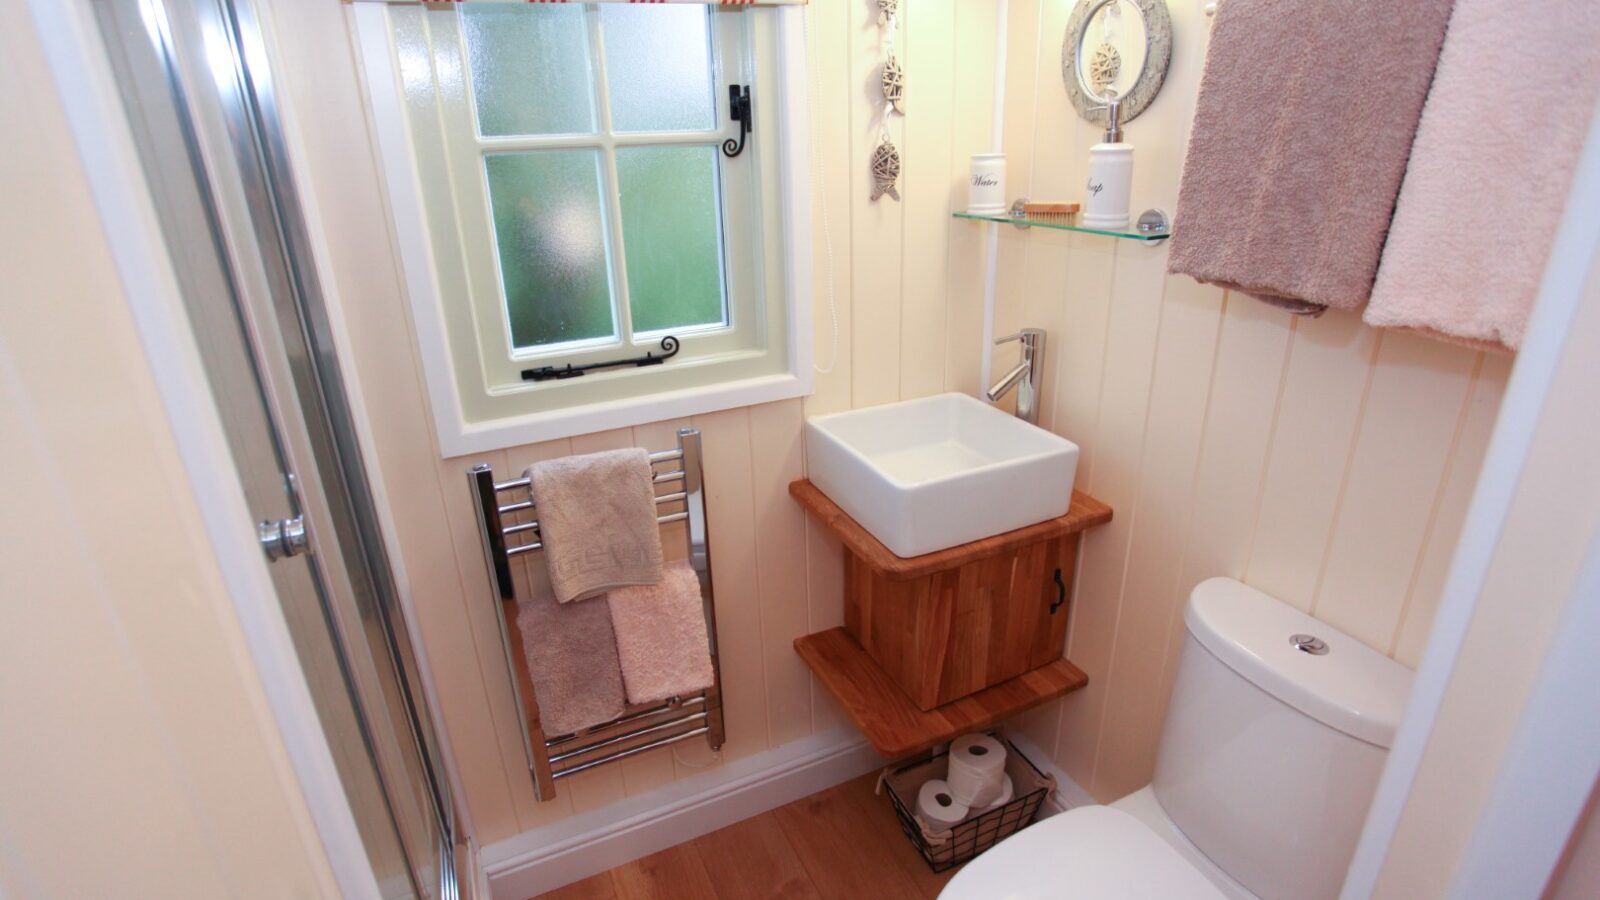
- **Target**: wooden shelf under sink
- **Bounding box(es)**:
[794,627,1089,757]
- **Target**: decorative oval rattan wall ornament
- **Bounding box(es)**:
[1062,0,1172,127]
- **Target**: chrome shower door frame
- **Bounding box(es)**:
[88,0,460,896]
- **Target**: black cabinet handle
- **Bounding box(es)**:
[1051,568,1066,614]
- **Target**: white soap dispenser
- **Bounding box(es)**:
[1082,95,1133,230]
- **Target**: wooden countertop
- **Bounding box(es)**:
[789,479,1113,580]
[794,628,1089,758]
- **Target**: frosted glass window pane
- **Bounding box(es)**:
[600,5,716,133]
[616,146,726,334]
[462,5,595,137]
[484,151,616,349]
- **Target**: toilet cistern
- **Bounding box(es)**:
[941,577,1415,900]
[986,328,1045,425]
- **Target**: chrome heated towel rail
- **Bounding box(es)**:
[469,427,725,801]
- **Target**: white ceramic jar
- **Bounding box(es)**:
[968,153,1007,215]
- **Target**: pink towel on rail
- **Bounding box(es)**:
[1167,0,1455,315]
[514,569,627,737]
[1364,1,1600,351]
[606,559,715,706]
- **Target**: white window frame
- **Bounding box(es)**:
[446,7,755,376]
[352,3,812,457]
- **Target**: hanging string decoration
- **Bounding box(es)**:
[1090,0,1124,95]
[871,0,904,203]
[871,137,901,201]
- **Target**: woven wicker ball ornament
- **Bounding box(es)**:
[882,53,906,114]
[871,137,901,202]
[1089,43,1121,93]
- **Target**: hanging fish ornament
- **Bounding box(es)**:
[873,0,904,201]
[871,136,901,202]
[882,53,906,114]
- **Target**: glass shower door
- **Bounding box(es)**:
[90,1,457,896]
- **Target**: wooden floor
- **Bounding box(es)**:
[533,772,961,900]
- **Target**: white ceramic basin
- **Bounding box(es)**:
[804,392,1080,558]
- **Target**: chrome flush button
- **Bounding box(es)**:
[1290,633,1329,655]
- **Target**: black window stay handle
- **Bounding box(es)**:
[520,335,680,382]
[722,85,751,158]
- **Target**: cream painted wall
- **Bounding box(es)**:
[1370,220,1600,899]
[271,0,1001,844]
[0,6,339,896]
[988,0,1510,802]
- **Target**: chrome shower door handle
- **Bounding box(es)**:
[259,515,309,561]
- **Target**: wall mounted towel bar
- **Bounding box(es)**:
[469,427,725,801]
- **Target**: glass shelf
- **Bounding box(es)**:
[953,210,1170,241]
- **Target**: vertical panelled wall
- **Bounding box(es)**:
[288,1,1000,845]
[296,0,1508,843]
[989,0,1511,802]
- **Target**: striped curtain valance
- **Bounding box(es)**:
[350,1,806,6]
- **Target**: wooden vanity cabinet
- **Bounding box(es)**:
[846,531,1081,710]
[791,480,1112,712]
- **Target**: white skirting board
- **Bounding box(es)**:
[1003,732,1095,816]
[481,728,884,899]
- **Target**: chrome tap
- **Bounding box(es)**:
[986,328,1045,425]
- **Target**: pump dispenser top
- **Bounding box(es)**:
[1101,95,1124,143]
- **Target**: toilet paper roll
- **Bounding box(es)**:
[917,779,971,829]
[947,734,1007,806]
[950,734,1007,774]
[972,774,1015,817]
[947,764,1003,808]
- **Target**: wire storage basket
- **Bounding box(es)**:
[882,735,1054,873]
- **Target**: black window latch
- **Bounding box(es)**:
[722,85,751,158]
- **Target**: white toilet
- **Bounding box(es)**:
[942,577,1414,899]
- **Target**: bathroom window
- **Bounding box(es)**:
[357,3,810,453]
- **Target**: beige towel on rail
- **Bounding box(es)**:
[528,448,664,604]
[1364,1,1600,351]
[514,571,627,736]
[1167,0,1456,315]
[606,560,715,706]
